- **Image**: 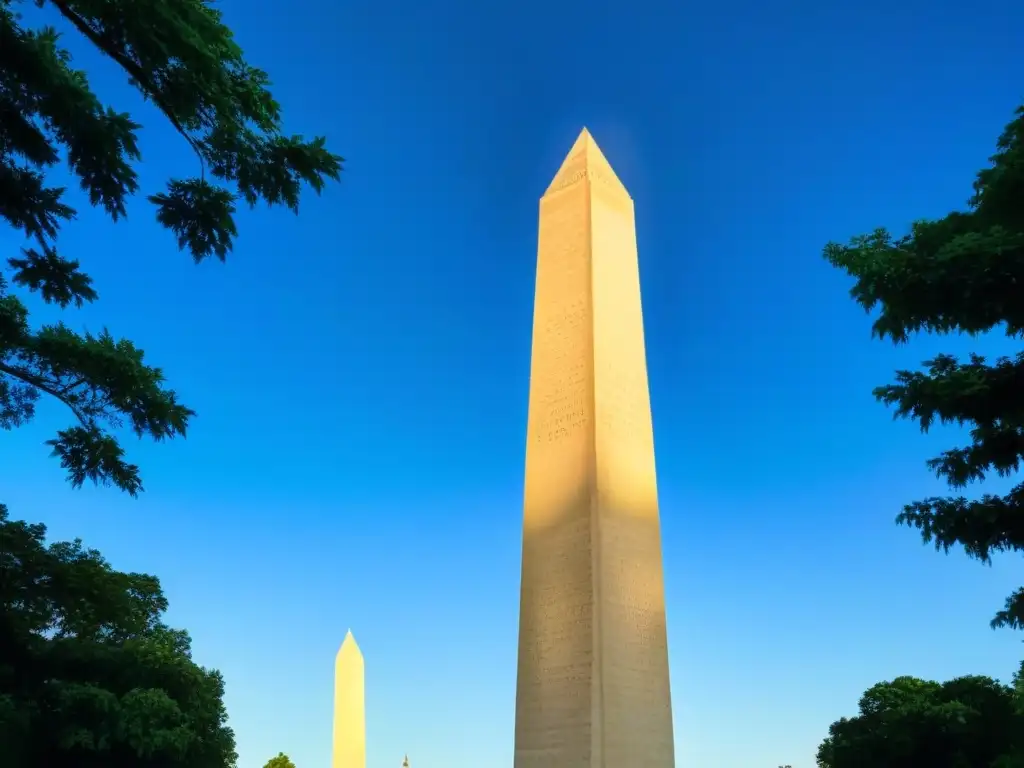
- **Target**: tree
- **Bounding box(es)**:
[1,0,342,495]
[816,669,1024,768]
[263,753,297,768]
[0,503,237,767]
[824,103,1024,630]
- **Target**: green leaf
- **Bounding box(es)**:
[825,103,1024,632]
[1,0,341,494]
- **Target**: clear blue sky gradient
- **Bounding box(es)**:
[3,0,1023,766]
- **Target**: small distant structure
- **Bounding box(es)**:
[402,756,410,768]
[332,631,365,768]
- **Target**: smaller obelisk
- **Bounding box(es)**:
[333,631,366,768]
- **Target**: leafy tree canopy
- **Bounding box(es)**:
[824,103,1024,630]
[1,0,342,495]
[0,503,237,768]
[817,668,1024,768]
[263,753,297,768]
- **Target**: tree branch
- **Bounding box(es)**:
[0,361,90,425]
[45,0,207,177]
[59,375,85,395]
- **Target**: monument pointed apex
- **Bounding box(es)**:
[543,127,629,197]
[338,630,361,656]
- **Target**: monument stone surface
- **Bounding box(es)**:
[333,630,366,768]
[514,128,675,767]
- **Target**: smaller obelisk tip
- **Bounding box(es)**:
[338,629,360,656]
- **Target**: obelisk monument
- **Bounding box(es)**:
[333,631,366,768]
[514,129,675,767]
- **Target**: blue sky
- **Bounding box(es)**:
[3,0,1023,766]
